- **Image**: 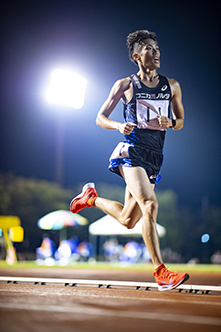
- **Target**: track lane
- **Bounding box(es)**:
[0,267,220,332]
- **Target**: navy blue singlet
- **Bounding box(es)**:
[109,74,173,184]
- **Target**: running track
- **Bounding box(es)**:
[0,267,220,332]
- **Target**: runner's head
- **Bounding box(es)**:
[127,30,158,65]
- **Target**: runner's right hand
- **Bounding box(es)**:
[118,122,137,135]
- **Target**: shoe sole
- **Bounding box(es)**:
[158,273,190,292]
[70,183,95,210]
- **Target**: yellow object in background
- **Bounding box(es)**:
[0,216,24,264]
[9,226,24,242]
[0,216,20,228]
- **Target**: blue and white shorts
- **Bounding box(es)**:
[108,142,164,184]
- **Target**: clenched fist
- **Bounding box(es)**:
[119,122,137,135]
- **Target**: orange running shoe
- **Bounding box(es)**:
[154,264,189,291]
[70,183,98,214]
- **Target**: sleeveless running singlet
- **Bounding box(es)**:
[109,74,173,184]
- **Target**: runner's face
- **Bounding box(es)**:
[139,39,160,69]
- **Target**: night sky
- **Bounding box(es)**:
[1,0,221,210]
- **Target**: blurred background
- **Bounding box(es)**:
[0,0,220,265]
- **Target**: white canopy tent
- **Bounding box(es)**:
[89,215,166,238]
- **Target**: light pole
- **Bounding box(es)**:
[55,112,65,186]
[46,69,87,186]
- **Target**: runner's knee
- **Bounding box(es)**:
[119,216,139,229]
[118,200,157,228]
[143,200,158,220]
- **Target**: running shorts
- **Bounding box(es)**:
[108,142,164,184]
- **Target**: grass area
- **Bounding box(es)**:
[0,260,221,273]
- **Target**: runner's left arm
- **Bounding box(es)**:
[157,79,184,130]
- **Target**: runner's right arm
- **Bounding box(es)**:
[96,78,136,135]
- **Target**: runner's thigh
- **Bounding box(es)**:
[121,166,157,205]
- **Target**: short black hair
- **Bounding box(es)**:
[126,30,158,65]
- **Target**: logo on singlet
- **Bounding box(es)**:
[161,85,167,91]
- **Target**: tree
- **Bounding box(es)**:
[0,174,126,255]
[0,173,73,252]
[1,172,220,263]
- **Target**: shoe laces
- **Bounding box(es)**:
[159,267,178,278]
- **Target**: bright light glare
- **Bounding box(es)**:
[201,233,210,243]
[46,69,87,109]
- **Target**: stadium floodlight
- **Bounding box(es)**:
[46,69,87,109]
[45,68,87,186]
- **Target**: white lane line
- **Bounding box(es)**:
[0,287,221,306]
[0,302,221,327]
[1,276,221,292]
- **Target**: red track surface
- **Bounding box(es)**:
[0,267,221,332]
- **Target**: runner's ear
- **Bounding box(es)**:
[132,53,140,63]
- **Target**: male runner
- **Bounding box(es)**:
[70,30,189,291]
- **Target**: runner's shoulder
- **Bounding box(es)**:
[167,77,181,95]
[113,77,132,94]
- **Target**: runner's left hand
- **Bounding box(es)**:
[157,115,172,129]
